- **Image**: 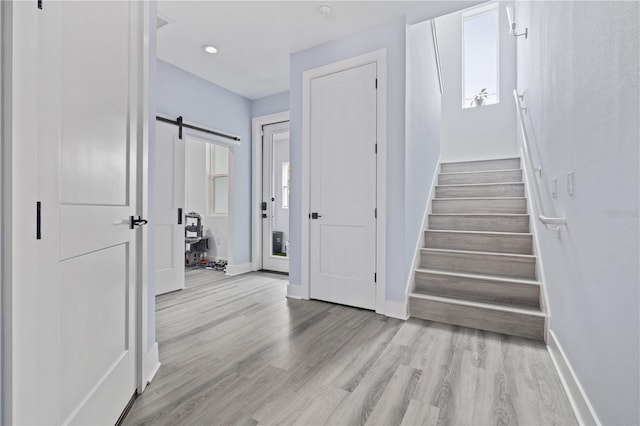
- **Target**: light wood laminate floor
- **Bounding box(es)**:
[124,271,577,425]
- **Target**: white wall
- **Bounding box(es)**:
[289,17,407,302]
[185,138,207,215]
[405,20,441,283]
[437,3,518,161]
[516,2,639,425]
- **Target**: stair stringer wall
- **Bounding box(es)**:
[404,159,441,310]
[520,147,551,343]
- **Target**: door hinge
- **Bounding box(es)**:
[374,273,377,283]
[36,201,42,240]
[37,0,43,10]
[375,143,377,154]
[375,78,378,89]
[374,208,377,218]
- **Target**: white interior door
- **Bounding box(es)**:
[155,121,185,295]
[33,2,139,424]
[309,63,377,310]
[262,121,290,273]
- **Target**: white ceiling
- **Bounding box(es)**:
[157,1,481,100]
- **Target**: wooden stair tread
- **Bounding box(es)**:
[420,247,536,259]
[429,213,529,216]
[440,156,521,165]
[435,182,524,188]
[438,168,522,176]
[425,229,533,237]
[415,268,540,286]
[409,292,544,317]
[434,196,527,200]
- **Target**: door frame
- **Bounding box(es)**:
[299,49,387,315]
[251,111,290,272]
[181,118,240,273]
[0,2,155,422]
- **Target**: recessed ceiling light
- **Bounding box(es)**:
[202,45,218,55]
[317,4,332,17]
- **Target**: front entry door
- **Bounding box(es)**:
[262,121,290,273]
[33,2,139,424]
[309,63,377,310]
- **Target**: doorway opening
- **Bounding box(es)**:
[251,112,291,274]
[153,117,238,296]
[262,121,290,273]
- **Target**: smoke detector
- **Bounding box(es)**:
[317,4,332,17]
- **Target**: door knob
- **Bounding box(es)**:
[310,212,322,219]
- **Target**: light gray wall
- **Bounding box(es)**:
[517,2,639,424]
[251,91,289,117]
[155,60,252,268]
[405,20,442,284]
[289,17,407,302]
[437,3,518,161]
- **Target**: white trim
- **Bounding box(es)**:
[384,301,409,320]
[142,342,160,390]
[547,330,601,426]
[251,111,290,272]
[225,262,252,276]
[136,0,153,395]
[301,48,387,311]
[0,2,8,422]
[286,284,304,299]
[404,160,441,307]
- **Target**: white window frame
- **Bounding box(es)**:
[206,143,229,216]
[461,2,501,109]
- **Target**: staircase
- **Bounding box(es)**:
[409,157,546,341]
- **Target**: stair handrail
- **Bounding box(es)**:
[431,20,444,94]
[513,90,567,235]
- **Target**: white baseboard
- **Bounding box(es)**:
[225,263,252,276]
[385,301,409,320]
[547,330,600,426]
[142,342,161,392]
[286,284,304,299]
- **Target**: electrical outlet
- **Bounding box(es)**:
[552,178,557,198]
[567,171,575,195]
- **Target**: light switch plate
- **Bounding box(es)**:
[567,171,575,195]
